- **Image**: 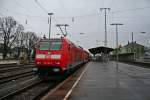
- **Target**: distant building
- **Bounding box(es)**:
[112,41,145,61]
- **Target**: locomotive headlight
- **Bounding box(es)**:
[32,68,38,72]
[51,54,61,59]
[53,68,60,72]
[36,54,45,58]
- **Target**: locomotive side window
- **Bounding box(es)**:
[50,42,62,50]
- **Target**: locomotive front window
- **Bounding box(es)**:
[39,42,50,50]
[50,42,62,50]
[39,41,62,50]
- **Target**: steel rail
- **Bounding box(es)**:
[0,78,43,100]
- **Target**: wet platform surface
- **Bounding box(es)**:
[69,61,150,100]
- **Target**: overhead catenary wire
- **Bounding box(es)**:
[0,8,149,28]
[57,0,69,16]
[0,0,48,19]
[34,0,58,23]
[136,35,150,41]
[109,0,115,8]
[14,0,34,15]
[135,36,150,47]
[0,7,47,19]
[1,9,148,37]
[1,5,150,20]
[57,6,150,19]
[35,0,48,14]
[1,2,150,30]
[111,6,150,13]
[0,10,48,25]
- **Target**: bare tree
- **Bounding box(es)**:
[0,17,25,59]
[0,17,20,59]
[24,31,39,59]
[15,24,24,58]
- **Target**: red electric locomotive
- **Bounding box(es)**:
[35,37,89,77]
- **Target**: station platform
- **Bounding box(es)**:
[68,61,150,100]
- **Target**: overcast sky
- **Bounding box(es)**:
[0,0,150,50]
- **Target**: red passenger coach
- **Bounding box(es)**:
[35,37,89,77]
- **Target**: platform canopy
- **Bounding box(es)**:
[88,46,114,55]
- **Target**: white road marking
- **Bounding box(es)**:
[63,63,90,100]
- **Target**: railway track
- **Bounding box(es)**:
[0,65,34,73]
[0,64,18,68]
[8,81,59,100]
[0,63,34,69]
[0,63,87,100]
[0,76,60,100]
[0,63,36,80]
[0,76,42,100]
[0,62,60,100]
[0,71,34,84]
[0,68,33,79]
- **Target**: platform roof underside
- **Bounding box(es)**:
[88,46,114,54]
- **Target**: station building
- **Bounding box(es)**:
[111,41,145,61]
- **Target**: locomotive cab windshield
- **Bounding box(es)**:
[39,39,62,50]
